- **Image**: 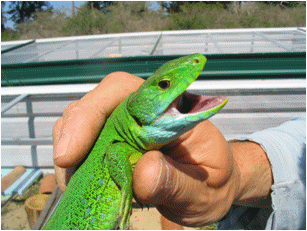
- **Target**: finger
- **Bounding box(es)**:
[53,102,79,191]
[54,164,77,192]
[133,150,164,203]
[133,150,208,205]
[52,101,78,153]
[133,150,214,226]
[162,121,232,188]
[53,72,144,168]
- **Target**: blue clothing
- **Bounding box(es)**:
[218,114,306,230]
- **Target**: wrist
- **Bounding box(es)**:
[229,140,273,208]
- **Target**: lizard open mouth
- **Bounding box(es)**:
[164,91,228,116]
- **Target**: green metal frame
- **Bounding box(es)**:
[1,52,306,86]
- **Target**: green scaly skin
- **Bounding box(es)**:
[43,54,228,230]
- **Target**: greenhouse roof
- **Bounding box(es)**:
[2,27,306,64]
[1,27,306,86]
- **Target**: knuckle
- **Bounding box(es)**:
[94,102,108,120]
[104,71,140,84]
[63,100,79,117]
[52,117,63,136]
[105,71,128,80]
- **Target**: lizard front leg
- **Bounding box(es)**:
[105,142,143,229]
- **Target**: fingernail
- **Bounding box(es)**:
[54,134,71,160]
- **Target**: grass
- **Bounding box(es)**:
[1,28,20,41]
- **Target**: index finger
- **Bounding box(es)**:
[53,72,144,168]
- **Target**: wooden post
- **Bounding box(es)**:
[1,166,26,192]
[25,194,50,228]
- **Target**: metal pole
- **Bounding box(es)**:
[150,33,163,56]
[26,98,38,167]
[1,94,29,114]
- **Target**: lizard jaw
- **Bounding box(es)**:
[163,91,228,117]
[148,90,228,146]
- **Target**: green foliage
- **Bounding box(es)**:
[239,2,306,28]
[259,1,306,8]
[160,1,232,13]
[164,1,306,30]
[7,1,52,24]
[86,1,116,14]
[165,2,229,30]
[2,1,306,41]
[63,5,107,36]
[17,10,68,40]
[1,28,20,41]
[2,2,6,30]
[166,2,207,29]
[63,2,164,35]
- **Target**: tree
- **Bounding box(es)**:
[86,1,116,14]
[160,1,233,13]
[7,1,52,24]
[1,1,6,30]
[259,1,306,7]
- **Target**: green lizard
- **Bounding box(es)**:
[43,54,228,230]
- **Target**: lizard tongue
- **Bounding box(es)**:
[164,91,227,116]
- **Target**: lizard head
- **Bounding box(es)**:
[127,54,228,149]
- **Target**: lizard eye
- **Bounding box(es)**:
[193,58,200,65]
[158,80,170,90]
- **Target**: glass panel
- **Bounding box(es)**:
[96,35,160,57]
[1,28,306,65]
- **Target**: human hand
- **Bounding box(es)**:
[133,120,241,227]
[133,124,273,227]
[52,71,273,227]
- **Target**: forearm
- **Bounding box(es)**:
[229,140,273,208]
[219,115,305,229]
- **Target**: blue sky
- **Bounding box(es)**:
[51,1,85,10]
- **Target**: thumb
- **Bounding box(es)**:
[132,150,228,227]
[133,150,171,205]
[133,150,208,206]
